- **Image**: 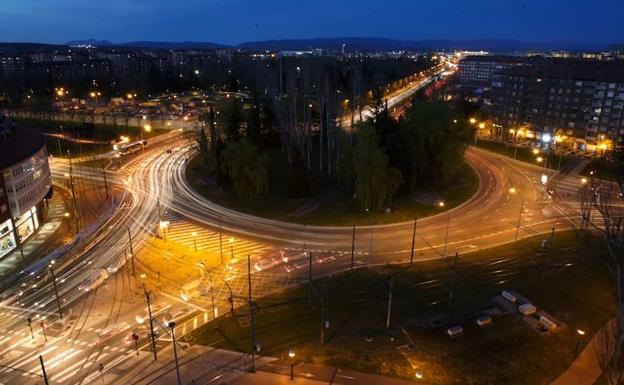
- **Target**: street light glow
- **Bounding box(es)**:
[541,133,552,143]
[509,187,516,194]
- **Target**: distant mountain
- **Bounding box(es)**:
[66,39,227,49]
[0,42,67,53]
[237,37,610,53]
[2,37,612,54]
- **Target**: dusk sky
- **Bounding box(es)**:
[1,0,623,45]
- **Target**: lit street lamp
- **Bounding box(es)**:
[575,329,586,356]
[415,370,423,380]
[509,187,524,241]
[288,349,296,381]
[439,201,450,258]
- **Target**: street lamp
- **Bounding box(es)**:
[509,188,524,241]
[439,201,450,258]
[288,349,296,380]
[575,329,586,356]
[192,232,198,251]
[415,370,423,380]
[469,117,477,125]
[168,322,182,385]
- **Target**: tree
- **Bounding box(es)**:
[288,149,310,198]
[225,100,243,142]
[246,94,262,146]
[353,123,403,211]
[221,139,268,197]
[400,101,470,193]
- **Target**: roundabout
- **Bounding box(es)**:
[163,142,569,263]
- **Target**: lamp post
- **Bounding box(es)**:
[288,349,296,381]
[49,261,63,320]
[509,188,524,241]
[575,329,586,356]
[168,321,182,385]
[132,333,139,356]
[64,212,71,231]
[439,201,450,258]
[192,232,198,251]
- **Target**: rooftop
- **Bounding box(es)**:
[0,119,46,171]
[461,55,548,64]
[497,59,624,83]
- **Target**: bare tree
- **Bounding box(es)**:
[583,175,624,384]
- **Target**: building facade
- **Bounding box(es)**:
[458,55,546,84]
[0,122,52,259]
[491,60,624,151]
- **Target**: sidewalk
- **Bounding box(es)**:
[0,186,69,277]
[550,318,614,385]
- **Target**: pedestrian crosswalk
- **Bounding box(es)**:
[160,212,273,258]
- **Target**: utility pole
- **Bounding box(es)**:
[168,322,182,385]
[40,321,47,342]
[448,252,459,308]
[247,255,256,373]
[308,252,313,306]
[350,224,355,272]
[143,284,157,361]
[27,317,34,339]
[443,211,450,258]
[386,276,394,329]
[102,168,109,199]
[219,215,224,266]
[49,265,63,319]
[515,197,525,242]
[542,227,556,278]
[206,270,217,327]
[127,227,134,256]
[409,217,417,265]
[67,150,81,233]
[39,355,49,385]
[132,333,139,356]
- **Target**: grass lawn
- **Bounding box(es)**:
[184,231,614,385]
[20,117,169,158]
[581,158,622,183]
[186,150,479,226]
[75,158,111,169]
[476,139,579,172]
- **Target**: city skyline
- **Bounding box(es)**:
[1,0,623,45]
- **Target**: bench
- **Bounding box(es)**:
[519,303,536,316]
[502,290,517,303]
[476,316,492,327]
[540,316,557,330]
[447,325,463,337]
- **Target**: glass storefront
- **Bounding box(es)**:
[16,206,39,243]
[0,219,16,259]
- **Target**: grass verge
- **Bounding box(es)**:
[184,231,614,385]
[186,152,479,226]
[476,139,578,171]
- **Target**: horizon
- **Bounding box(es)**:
[1,0,623,46]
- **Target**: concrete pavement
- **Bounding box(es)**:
[550,318,615,385]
